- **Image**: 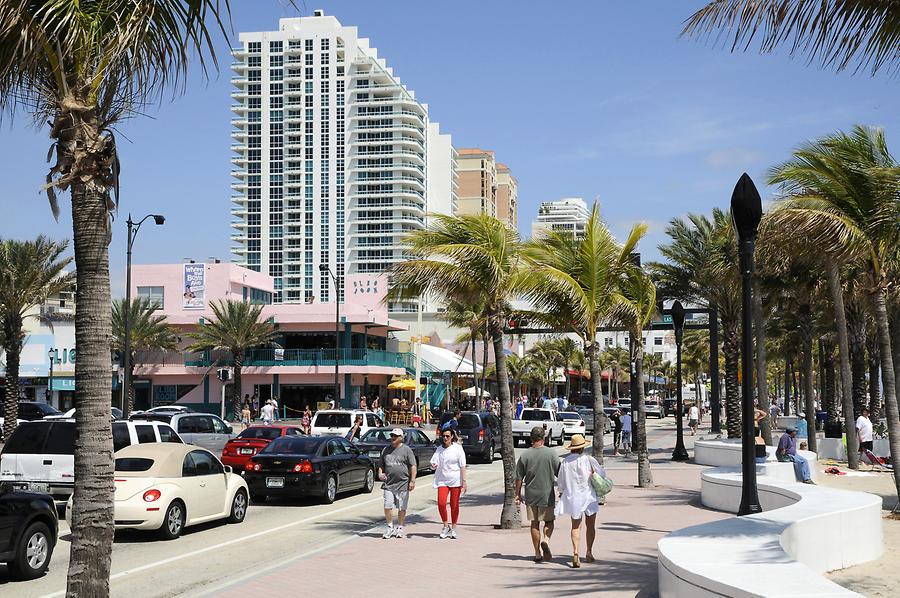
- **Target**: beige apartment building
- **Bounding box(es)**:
[496,163,517,229]
[455,148,517,228]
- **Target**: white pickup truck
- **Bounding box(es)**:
[513,408,566,447]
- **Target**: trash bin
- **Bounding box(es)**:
[824,420,843,439]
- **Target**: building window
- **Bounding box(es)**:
[269,41,282,53]
[654,337,663,346]
[137,286,164,309]
[248,41,261,53]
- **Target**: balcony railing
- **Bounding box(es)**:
[181,348,411,369]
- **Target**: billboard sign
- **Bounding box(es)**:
[183,263,206,310]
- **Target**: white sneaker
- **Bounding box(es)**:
[449,529,458,540]
[382,526,394,539]
[439,526,450,539]
[394,526,405,538]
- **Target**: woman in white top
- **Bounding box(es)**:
[430,428,467,539]
[555,434,603,568]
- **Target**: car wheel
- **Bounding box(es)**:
[159,500,185,540]
[8,521,53,580]
[322,474,338,504]
[228,489,248,524]
[250,493,267,504]
[362,468,375,494]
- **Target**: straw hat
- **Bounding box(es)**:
[565,434,590,451]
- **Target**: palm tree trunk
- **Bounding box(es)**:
[799,303,817,453]
[231,350,244,421]
[471,333,479,405]
[586,343,606,464]
[870,287,900,513]
[2,313,24,440]
[866,332,880,415]
[489,318,519,529]
[784,358,792,417]
[849,318,868,417]
[480,323,489,403]
[828,264,859,468]
[823,339,837,423]
[632,340,652,487]
[722,320,741,438]
[126,359,136,415]
[753,281,771,444]
[65,178,115,598]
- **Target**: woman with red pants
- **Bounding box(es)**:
[430,428,467,539]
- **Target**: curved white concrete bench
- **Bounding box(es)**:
[658,468,883,597]
[695,439,817,482]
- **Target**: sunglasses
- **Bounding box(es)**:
[442,434,453,438]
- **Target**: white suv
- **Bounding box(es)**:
[310,410,384,439]
[0,420,182,501]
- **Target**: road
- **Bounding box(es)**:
[2,415,699,598]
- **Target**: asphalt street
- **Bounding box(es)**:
[1,415,699,598]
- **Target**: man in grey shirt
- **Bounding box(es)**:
[378,428,417,538]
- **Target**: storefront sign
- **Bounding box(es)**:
[183,263,206,309]
[51,377,76,391]
[153,385,177,406]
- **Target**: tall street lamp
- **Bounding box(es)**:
[671,300,689,461]
[320,264,341,408]
[731,173,763,516]
[123,213,165,417]
[47,349,55,404]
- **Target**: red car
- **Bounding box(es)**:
[222,425,305,471]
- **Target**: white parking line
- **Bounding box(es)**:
[39,468,498,598]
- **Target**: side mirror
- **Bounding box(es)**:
[224,465,233,474]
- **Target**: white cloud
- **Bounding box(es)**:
[705,147,764,169]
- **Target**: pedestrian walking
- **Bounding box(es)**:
[555,434,602,568]
[441,409,461,433]
[240,403,251,430]
[688,403,699,436]
[856,407,874,460]
[516,396,525,419]
[251,392,259,418]
[610,409,622,455]
[515,426,561,563]
[378,428,417,539]
[431,428,467,539]
[301,406,312,435]
[271,395,279,421]
[346,414,364,442]
[620,410,633,456]
[260,399,275,425]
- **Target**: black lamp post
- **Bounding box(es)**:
[123,213,165,417]
[731,173,763,516]
[319,263,341,409]
[671,300,689,461]
[47,349,55,404]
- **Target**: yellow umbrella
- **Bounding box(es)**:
[388,378,422,391]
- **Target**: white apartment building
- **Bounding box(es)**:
[230,11,457,308]
[531,197,590,239]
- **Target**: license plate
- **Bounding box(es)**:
[266,477,285,488]
[28,482,49,493]
[239,448,254,455]
[368,451,381,458]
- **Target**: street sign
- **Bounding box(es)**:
[653,314,673,325]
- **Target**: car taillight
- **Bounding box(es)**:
[478,429,484,441]
[223,446,232,455]
[293,459,313,473]
[246,462,261,471]
[143,489,161,502]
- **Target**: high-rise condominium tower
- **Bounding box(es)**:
[230,11,456,308]
[531,197,590,239]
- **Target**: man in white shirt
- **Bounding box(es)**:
[260,400,275,425]
[856,408,874,459]
[688,404,700,436]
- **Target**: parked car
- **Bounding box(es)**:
[1,402,61,434]
[244,435,374,504]
[221,425,304,472]
[356,427,434,471]
[43,407,123,421]
[309,410,383,438]
[557,412,587,439]
[574,407,612,435]
[644,398,665,418]
[512,408,566,447]
[0,483,58,580]
[437,411,501,462]
[129,412,234,454]
[66,444,248,540]
[129,405,196,417]
[0,420,181,502]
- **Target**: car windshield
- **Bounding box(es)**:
[237,427,282,440]
[457,415,480,429]
[313,413,351,428]
[36,403,62,416]
[558,413,580,421]
[261,437,322,455]
[520,409,551,421]
[115,458,155,472]
[360,429,393,443]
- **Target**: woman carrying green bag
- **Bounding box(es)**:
[554,434,606,568]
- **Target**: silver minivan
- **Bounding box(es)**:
[131,412,235,454]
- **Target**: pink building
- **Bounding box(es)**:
[130,263,412,417]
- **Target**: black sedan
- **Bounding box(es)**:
[0,483,58,580]
[355,428,435,472]
[244,436,374,504]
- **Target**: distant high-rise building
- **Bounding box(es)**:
[455,148,497,218]
[230,11,456,310]
[531,197,590,239]
[495,163,518,229]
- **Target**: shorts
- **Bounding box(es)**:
[859,440,873,452]
[383,488,409,511]
[526,505,555,522]
[621,431,632,443]
[689,419,698,427]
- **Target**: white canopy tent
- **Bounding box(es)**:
[419,344,479,374]
[461,386,490,397]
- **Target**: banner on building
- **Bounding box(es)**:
[183,263,206,309]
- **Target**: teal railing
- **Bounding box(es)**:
[184,348,411,369]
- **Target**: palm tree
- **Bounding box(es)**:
[767,126,900,507]
[445,299,487,401]
[615,266,658,487]
[388,213,525,528]
[602,346,631,402]
[552,337,583,403]
[0,3,231,593]
[0,237,74,439]
[683,1,900,77]
[683,330,710,410]
[187,300,276,421]
[523,202,646,463]
[652,210,743,438]
[111,298,177,414]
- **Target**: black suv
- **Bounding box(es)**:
[0,483,58,580]
[17,402,62,421]
[439,411,501,463]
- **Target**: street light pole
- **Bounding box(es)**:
[731,173,763,516]
[47,349,55,405]
[123,213,165,418]
[671,300,689,461]
[320,264,341,409]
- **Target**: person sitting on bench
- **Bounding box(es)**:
[776,427,815,485]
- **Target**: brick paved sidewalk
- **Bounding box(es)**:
[208,460,727,597]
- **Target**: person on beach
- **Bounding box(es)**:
[554,434,602,568]
[431,428,467,539]
[515,426,561,563]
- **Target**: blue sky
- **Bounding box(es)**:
[2,1,898,296]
